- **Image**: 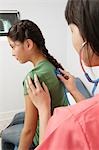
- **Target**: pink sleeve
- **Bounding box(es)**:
[36,114,89,150]
[35,94,99,150]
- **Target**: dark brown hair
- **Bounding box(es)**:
[8,19,64,69]
[65,0,99,56]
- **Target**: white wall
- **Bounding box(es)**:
[0,0,98,118]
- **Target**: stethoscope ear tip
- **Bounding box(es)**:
[82,41,87,47]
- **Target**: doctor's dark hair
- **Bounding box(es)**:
[65,0,99,56]
[8,19,63,69]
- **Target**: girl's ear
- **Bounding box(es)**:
[24,39,34,50]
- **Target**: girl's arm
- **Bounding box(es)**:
[38,103,51,143]
[18,95,38,150]
[26,74,51,143]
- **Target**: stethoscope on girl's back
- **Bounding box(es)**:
[79,42,99,96]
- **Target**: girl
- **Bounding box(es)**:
[7,20,68,149]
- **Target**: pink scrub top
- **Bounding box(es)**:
[35,94,99,150]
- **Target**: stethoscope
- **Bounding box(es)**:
[80,42,99,96]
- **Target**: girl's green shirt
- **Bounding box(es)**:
[23,60,68,146]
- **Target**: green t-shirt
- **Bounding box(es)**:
[23,60,68,146]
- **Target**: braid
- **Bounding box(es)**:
[42,46,64,70]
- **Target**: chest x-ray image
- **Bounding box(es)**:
[0,10,20,36]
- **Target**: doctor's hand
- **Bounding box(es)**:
[57,68,77,93]
[57,68,85,102]
[25,74,51,112]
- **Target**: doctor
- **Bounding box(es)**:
[26,0,99,149]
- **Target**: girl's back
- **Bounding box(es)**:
[23,60,68,146]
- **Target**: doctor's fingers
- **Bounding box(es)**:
[58,68,69,75]
[57,74,68,84]
[25,79,33,97]
[57,72,75,83]
[34,74,43,91]
[26,76,36,94]
[59,68,71,79]
[42,82,50,95]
